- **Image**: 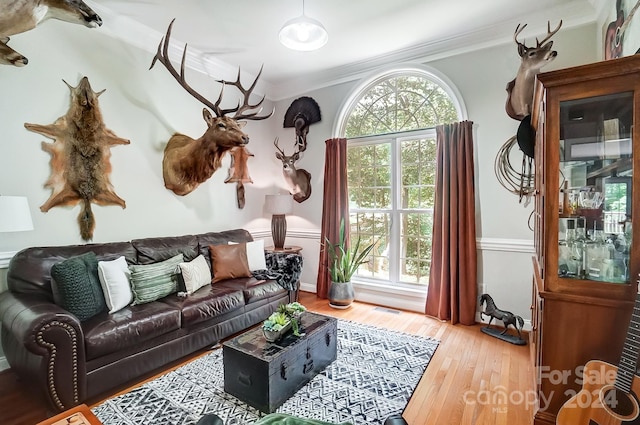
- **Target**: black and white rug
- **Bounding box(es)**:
[93,318,439,425]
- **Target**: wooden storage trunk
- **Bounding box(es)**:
[223,312,338,413]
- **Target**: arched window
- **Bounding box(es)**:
[336,65,465,289]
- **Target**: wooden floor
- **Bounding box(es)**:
[0,292,534,425]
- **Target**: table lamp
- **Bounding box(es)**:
[265,194,293,249]
[0,196,34,232]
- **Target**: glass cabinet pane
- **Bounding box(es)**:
[557,92,633,284]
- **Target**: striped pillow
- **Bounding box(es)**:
[129,254,184,305]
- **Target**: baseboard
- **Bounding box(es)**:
[0,356,9,372]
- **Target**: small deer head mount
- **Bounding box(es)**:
[505,20,562,121]
[150,19,273,200]
[274,138,312,203]
[0,0,102,66]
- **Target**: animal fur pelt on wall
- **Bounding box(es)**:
[25,77,130,241]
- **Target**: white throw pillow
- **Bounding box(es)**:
[229,239,267,271]
[98,256,133,313]
[178,254,212,295]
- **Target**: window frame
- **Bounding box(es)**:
[334,64,467,295]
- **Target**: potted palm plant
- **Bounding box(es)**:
[325,219,376,309]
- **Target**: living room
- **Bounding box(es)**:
[0,0,631,424]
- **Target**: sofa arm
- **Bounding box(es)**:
[0,290,86,411]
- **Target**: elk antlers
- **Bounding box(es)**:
[150,18,273,121]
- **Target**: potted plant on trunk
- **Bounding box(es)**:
[325,219,376,309]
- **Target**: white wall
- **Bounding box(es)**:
[0,20,598,362]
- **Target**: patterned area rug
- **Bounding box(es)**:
[93,318,439,425]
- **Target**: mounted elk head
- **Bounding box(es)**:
[150,19,273,198]
[505,20,562,121]
[274,138,312,203]
[0,0,102,66]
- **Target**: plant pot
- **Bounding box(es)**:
[263,321,292,343]
[328,280,355,309]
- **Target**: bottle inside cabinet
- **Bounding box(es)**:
[557,91,633,284]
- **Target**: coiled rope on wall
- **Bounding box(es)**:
[494,135,535,206]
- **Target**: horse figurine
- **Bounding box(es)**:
[479,293,525,342]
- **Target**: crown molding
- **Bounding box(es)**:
[270,3,597,100]
[88,2,275,100]
[88,1,597,102]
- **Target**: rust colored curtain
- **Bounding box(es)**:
[316,138,349,299]
[425,121,477,325]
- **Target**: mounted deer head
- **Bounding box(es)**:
[274,138,312,203]
[150,19,273,197]
[0,0,102,66]
[506,20,562,121]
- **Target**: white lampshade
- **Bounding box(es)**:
[0,196,34,232]
[279,1,328,51]
[265,194,293,215]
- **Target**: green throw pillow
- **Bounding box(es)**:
[129,254,184,305]
[51,252,106,322]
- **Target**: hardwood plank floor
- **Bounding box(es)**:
[0,292,534,425]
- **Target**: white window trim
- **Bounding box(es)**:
[334,64,467,299]
[333,63,468,138]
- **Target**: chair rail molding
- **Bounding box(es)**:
[0,251,17,269]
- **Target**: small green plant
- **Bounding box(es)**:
[263,302,307,337]
[325,218,376,283]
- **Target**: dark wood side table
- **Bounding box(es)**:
[264,245,303,254]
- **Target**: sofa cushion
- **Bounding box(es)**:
[7,242,136,300]
[178,255,212,295]
[161,284,246,327]
[98,256,133,313]
[216,277,287,304]
[129,254,184,305]
[229,240,267,271]
[82,302,182,359]
[197,229,253,269]
[132,234,198,265]
[209,244,252,283]
[50,252,106,322]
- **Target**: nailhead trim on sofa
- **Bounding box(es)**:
[36,321,79,410]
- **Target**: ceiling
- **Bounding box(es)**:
[88,0,601,100]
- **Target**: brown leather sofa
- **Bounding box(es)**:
[0,229,297,412]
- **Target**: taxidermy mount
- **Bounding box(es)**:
[283,96,321,152]
[224,146,254,209]
[150,19,273,204]
[274,138,311,203]
[505,20,561,121]
[25,77,130,241]
[0,0,102,66]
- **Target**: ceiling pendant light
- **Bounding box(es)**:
[279,0,328,51]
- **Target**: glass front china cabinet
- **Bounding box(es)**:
[530,55,640,425]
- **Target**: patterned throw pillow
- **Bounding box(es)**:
[129,254,184,305]
[50,252,106,322]
[178,254,212,295]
